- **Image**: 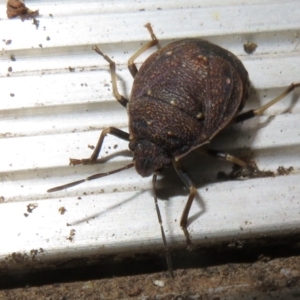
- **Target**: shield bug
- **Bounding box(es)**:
[48,24,300,277]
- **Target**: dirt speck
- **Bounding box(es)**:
[27,203,38,213]
[277,166,294,176]
[227,239,245,249]
[58,207,67,215]
[67,229,76,242]
[153,280,165,287]
[32,17,39,29]
[243,41,258,54]
[7,0,39,19]
[127,287,142,297]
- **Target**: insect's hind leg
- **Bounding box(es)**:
[200,148,259,178]
[93,46,128,108]
[70,127,130,166]
[128,23,159,78]
[233,82,300,123]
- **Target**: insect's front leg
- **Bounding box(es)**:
[70,127,130,165]
[93,46,129,108]
[127,23,159,78]
[173,160,196,250]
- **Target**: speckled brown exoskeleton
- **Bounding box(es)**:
[48,24,300,277]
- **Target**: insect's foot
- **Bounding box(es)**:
[187,243,194,251]
[231,165,257,179]
[183,232,194,251]
[229,156,261,179]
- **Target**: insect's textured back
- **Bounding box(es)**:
[129,39,250,158]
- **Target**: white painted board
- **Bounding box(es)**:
[1,0,300,271]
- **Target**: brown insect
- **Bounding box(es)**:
[48,24,300,277]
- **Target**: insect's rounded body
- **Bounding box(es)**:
[128,39,250,177]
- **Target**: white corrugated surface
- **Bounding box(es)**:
[1,0,300,270]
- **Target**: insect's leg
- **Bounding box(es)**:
[93,46,128,108]
[173,160,195,250]
[198,148,251,168]
[199,148,259,178]
[128,23,159,78]
[233,82,300,123]
[70,127,129,165]
[152,173,174,278]
[48,162,134,193]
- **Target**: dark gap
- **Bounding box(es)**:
[1,234,300,290]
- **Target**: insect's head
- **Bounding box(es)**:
[129,140,172,177]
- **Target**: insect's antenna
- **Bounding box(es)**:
[47,163,134,193]
[152,173,174,279]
